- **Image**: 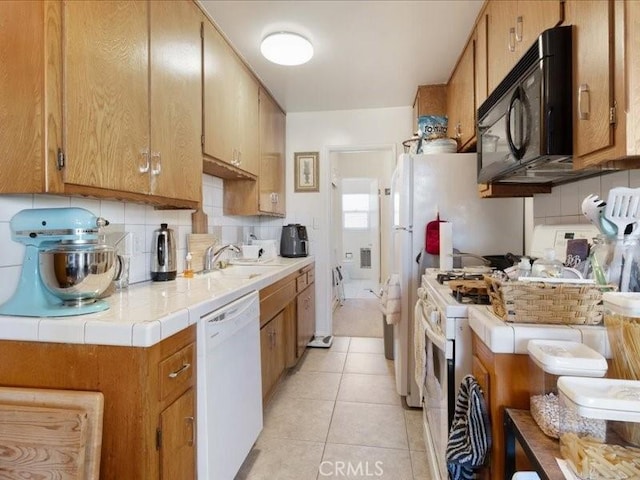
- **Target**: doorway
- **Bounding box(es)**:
[329,147,395,338]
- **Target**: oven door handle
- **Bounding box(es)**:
[421,316,447,353]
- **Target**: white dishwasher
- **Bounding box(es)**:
[196,290,262,480]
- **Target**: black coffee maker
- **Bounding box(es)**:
[280,224,309,257]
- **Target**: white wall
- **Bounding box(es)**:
[0,174,284,305]
[286,106,412,336]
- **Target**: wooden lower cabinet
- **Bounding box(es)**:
[472,333,530,480]
[258,262,316,405]
[296,271,316,358]
[0,325,196,480]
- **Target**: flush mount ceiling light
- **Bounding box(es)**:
[260,32,313,66]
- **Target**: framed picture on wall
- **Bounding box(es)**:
[294,152,319,192]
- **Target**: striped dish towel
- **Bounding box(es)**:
[446,374,491,480]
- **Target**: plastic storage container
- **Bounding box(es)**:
[558,376,640,479]
[527,340,607,438]
[603,292,640,445]
[531,248,564,278]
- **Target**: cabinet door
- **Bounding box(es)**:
[260,322,273,401]
[160,388,195,480]
[235,63,260,176]
[487,0,518,93]
[259,90,286,215]
[63,1,150,194]
[567,0,614,159]
[297,283,315,358]
[203,20,259,175]
[202,20,236,165]
[516,1,562,53]
[475,12,489,109]
[149,0,202,203]
[447,40,475,149]
[0,1,44,193]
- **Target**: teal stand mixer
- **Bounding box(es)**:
[0,207,116,317]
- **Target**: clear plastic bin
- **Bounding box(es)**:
[527,340,607,438]
[558,377,640,479]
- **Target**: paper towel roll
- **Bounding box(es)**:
[439,222,453,270]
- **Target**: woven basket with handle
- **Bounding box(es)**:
[484,276,604,325]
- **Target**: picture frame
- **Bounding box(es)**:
[294,152,319,192]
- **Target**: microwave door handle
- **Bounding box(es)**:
[505,86,526,160]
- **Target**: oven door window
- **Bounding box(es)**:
[423,325,452,480]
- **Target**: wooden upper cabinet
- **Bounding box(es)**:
[0,0,201,208]
[569,0,614,161]
[412,85,447,133]
[446,39,475,150]
[258,89,286,216]
[149,0,202,203]
[64,1,149,195]
[475,11,489,110]
[0,1,45,193]
[203,20,259,176]
[486,0,562,94]
[569,0,640,169]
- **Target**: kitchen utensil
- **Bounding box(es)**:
[0,207,113,317]
[151,223,177,281]
[605,187,640,288]
[581,194,616,236]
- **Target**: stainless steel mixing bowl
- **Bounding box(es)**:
[39,244,117,305]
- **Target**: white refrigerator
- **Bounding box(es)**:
[391,153,524,407]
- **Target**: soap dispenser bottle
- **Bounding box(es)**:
[517,257,531,278]
[531,248,563,278]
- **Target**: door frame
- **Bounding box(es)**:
[324,143,396,336]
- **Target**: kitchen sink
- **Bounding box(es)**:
[196,264,282,280]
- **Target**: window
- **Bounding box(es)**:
[343,193,369,229]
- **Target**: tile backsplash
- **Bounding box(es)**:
[533,170,640,225]
[0,174,285,305]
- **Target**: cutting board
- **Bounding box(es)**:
[187,233,218,272]
[0,387,104,479]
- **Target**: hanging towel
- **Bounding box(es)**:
[446,374,492,480]
[378,274,401,325]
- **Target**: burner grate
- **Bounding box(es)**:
[436,272,486,284]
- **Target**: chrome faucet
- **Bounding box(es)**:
[203,244,240,271]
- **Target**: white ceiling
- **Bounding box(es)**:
[199,1,484,113]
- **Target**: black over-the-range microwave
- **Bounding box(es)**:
[476,25,604,186]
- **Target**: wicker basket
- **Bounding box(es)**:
[484,276,604,325]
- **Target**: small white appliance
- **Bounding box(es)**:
[390,153,525,407]
[194,291,262,480]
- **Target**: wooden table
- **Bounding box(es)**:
[503,408,566,480]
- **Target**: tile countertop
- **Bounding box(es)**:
[468,305,611,359]
[0,256,314,348]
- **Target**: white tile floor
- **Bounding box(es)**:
[235,337,429,480]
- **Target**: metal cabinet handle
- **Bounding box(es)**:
[455,122,462,139]
[508,27,516,52]
[168,362,191,378]
[185,416,195,447]
[515,16,523,42]
[151,152,161,175]
[139,150,150,173]
[578,84,590,120]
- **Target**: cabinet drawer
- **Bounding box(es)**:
[306,268,315,285]
[159,342,195,402]
[296,274,308,292]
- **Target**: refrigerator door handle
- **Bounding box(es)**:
[394,225,413,232]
